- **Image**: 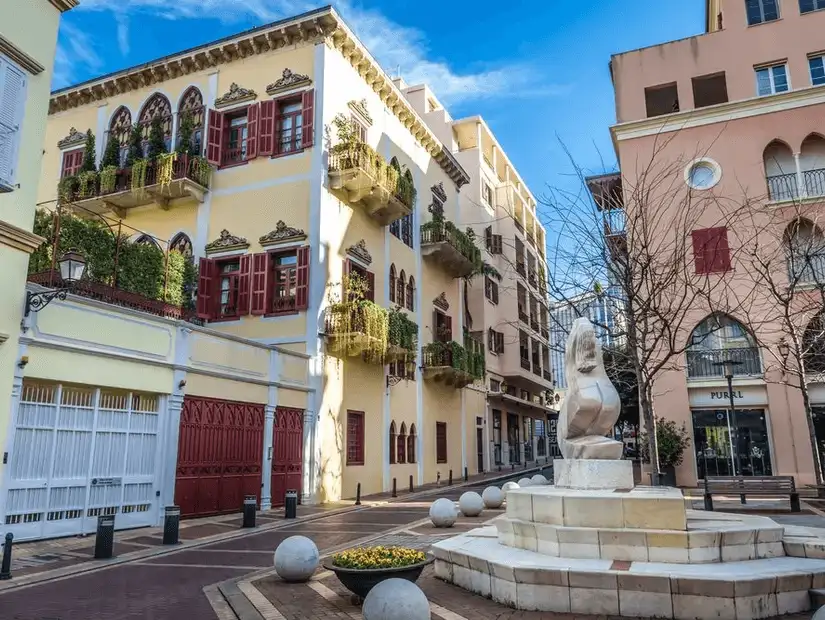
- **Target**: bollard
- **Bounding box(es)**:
[464,467,468,482]
[94,514,116,560]
[449,470,453,486]
[355,482,362,506]
[285,490,298,519]
[242,495,257,528]
[436,472,441,486]
[524,460,528,470]
[0,533,12,580]
[409,474,414,493]
[392,478,397,498]
[511,462,515,471]
[162,506,181,545]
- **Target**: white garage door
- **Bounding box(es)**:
[2,382,163,541]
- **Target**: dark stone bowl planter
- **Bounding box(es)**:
[322,555,433,603]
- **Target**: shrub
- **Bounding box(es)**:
[331,546,426,570]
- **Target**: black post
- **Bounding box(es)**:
[524,460,528,470]
[162,506,180,545]
[511,462,515,471]
[726,372,740,480]
[242,495,256,528]
[448,469,453,486]
[285,490,298,519]
[355,482,361,506]
[409,475,414,493]
[94,515,115,560]
[0,533,12,580]
[392,478,397,498]
[464,467,468,482]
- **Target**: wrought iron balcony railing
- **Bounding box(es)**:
[685,347,762,379]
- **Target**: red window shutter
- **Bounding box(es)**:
[258,99,276,156]
[196,258,217,319]
[246,103,260,160]
[237,254,252,315]
[444,314,453,342]
[691,229,709,274]
[296,245,310,310]
[485,226,492,250]
[365,270,375,302]
[61,149,83,178]
[251,253,271,315]
[206,109,224,166]
[436,422,447,463]
[302,89,315,148]
[709,227,731,272]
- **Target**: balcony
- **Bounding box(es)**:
[527,231,536,248]
[530,313,539,332]
[540,326,549,339]
[516,261,526,277]
[686,347,762,379]
[386,309,418,363]
[543,369,553,382]
[420,220,481,278]
[520,356,531,371]
[528,269,538,288]
[518,307,529,324]
[767,172,799,202]
[532,358,542,377]
[422,339,484,389]
[59,155,211,218]
[514,219,524,233]
[328,141,415,226]
[789,252,825,286]
[324,300,388,365]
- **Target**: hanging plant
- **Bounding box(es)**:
[77,170,98,198]
[157,151,178,192]
[99,165,118,195]
[324,273,388,364]
[131,159,148,195]
[58,175,78,203]
[388,307,417,354]
[191,156,211,186]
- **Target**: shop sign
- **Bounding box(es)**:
[689,385,767,408]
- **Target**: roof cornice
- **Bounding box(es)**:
[49,0,79,12]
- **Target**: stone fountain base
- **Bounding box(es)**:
[432,459,825,619]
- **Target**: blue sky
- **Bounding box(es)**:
[55,0,704,198]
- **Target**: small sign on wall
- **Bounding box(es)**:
[688,385,767,408]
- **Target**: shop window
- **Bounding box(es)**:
[436,422,448,464]
[692,409,773,479]
[347,410,365,466]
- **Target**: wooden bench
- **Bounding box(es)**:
[703,475,800,512]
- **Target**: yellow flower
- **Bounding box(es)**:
[331,546,426,569]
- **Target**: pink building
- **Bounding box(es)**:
[595,0,825,486]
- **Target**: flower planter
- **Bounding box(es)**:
[322,555,433,602]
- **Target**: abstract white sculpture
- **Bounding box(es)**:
[481,486,504,509]
[273,535,319,582]
[429,497,458,527]
[363,578,430,620]
[458,491,484,517]
[558,317,623,460]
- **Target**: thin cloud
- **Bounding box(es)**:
[115,14,130,56]
[53,20,104,89]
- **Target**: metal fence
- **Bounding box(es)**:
[685,347,761,379]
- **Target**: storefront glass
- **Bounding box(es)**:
[692,409,772,478]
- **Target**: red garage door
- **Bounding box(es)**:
[271,407,303,508]
[175,396,265,517]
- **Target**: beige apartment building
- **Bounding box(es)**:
[593,0,825,487]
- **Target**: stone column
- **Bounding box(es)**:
[160,392,184,517]
[502,440,510,467]
[260,405,276,510]
[794,152,806,198]
[301,409,316,504]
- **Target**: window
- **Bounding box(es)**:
[271,251,299,314]
[488,328,504,354]
[389,359,415,381]
[351,115,367,143]
[746,0,779,24]
[685,159,721,190]
[347,410,365,466]
[344,259,375,303]
[482,182,493,206]
[0,56,27,189]
[390,214,413,248]
[810,56,825,86]
[436,422,447,464]
[61,149,84,179]
[520,330,530,369]
[170,233,193,259]
[406,277,415,312]
[397,270,406,308]
[484,226,502,254]
[217,259,242,319]
[225,112,249,165]
[755,64,789,96]
[389,264,396,303]
[278,99,303,154]
[692,227,732,274]
[692,73,729,108]
[434,311,453,342]
[485,277,499,304]
[397,422,407,464]
[801,0,825,12]
[177,87,205,155]
[407,424,417,464]
[644,83,679,118]
[490,379,501,392]
[389,421,397,465]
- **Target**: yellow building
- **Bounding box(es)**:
[6,6,553,540]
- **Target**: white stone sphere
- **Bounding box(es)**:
[531,474,548,486]
[813,604,825,620]
[273,535,319,583]
[481,486,504,509]
[458,491,484,517]
[363,578,430,620]
[501,481,520,492]
[518,477,533,487]
[429,497,458,527]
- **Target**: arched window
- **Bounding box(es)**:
[177,87,204,155]
[800,133,825,199]
[407,424,416,464]
[686,313,760,378]
[138,93,173,153]
[406,276,415,311]
[108,106,132,167]
[784,218,825,285]
[397,422,407,464]
[397,270,406,308]
[804,313,825,374]
[390,156,401,172]
[389,421,397,464]
[389,264,397,303]
[169,232,193,259]
[763,140,797,201]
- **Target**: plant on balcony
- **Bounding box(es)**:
[190,155,211,187]
[100,135,121,170]
[157,152,178,192]
[125,124,143,168]
[325,273,388,363]
[131,158,148,194]
[81,130,97,173]
[421,219,483,271]
[387,307,417,361]
[58,175,77,203]
[176,112,198,158]
[99,165,118,195]
[146,116,168,160]
[77,170,98,199]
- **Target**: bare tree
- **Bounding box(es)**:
[540,136,753,483]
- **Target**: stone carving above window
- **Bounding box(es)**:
[266,68,312,96]
[432,182,447,203]
[214,83,258,109]
[347,99,373,126]
[57,127,87,149]
[259,220,307,246]
[433,292,450,311]
[205,229,249,253]
[346,239,372,266]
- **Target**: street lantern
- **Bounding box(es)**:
[712,357,743,477]
[24,249,87,317]
[778,339,790,363]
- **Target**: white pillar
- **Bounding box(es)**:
[261,405,275,510]
[794,152,805,198]
[301,409,316,504]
